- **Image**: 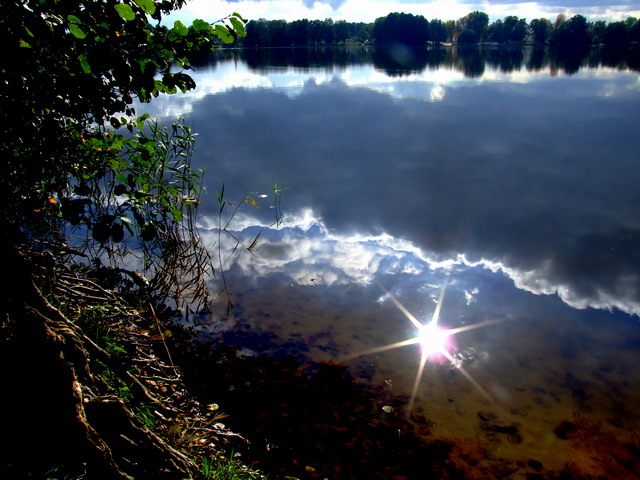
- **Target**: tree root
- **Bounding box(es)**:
[1,247,216,479]
[1,302,134,479]
[84,396,194,477]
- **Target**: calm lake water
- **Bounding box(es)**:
[148,46,640,477]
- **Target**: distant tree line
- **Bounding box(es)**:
[241,18,372,47]
[235,12,640,47]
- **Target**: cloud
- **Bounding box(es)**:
[201,205,640,316]
[302,0,349,9]
[161,59,640,317]
[161,0,640,26]
[214,0,349,10]
[476,0,637,6]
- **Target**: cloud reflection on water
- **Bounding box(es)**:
[146,50,640,318]
[200,205,640,316]
[150,51,640,467]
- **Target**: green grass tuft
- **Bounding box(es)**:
[197,452,268,480]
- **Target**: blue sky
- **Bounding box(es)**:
[165,0,640,25]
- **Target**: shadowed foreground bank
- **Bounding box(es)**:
[0,248,259,479]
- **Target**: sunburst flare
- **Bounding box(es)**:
[346,281,504,414]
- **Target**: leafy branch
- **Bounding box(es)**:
[2,0,250,311]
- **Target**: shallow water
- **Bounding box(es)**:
[190,257,640,472]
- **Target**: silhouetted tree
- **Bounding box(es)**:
[428,19,448,43]
[245,19,270,47]
[334,20,351,43]
[487,19,504,42]
[551,14,592,46]
[372,12,429,45]
[488,16,527,43]
[445,20,457,42]
[457,29,478,44]
[241,14,636,49]
[604,21,629,44]
[457,11,489,42]
[268,19,289,46]
[309,19,334,45]
[356,27,372,43]
[590,20,607,44]
[530,18,552,44]
[630,17,640,42]
[509,17,529,42]
[289,19,310,45]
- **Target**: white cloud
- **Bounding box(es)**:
[302,0,349,9]
[164,0,640,26]
[196,208,640,316]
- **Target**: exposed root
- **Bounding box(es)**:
[1,246,248,479]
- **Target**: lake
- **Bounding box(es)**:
[147,46,640,478]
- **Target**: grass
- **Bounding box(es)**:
[40,452,273,480]
[197,452,272,480]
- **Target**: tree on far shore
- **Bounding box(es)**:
[237,13,640,47]
[372,12,429,45]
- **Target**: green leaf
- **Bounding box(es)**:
[109,136,126,151]
[78,54,92,74]
[116,174,128,184]
[134,0,156,15]
[170,208,183,221]
[67,15,87,39]
[229,17,246,37]
[19,39,31,48]
[192,19,211,33]
[172,20,188,36]
[216,183,225,206]
[114,3,136,21]
[214,24,234,44]
[232,12,248,23]
[135,112,151,129]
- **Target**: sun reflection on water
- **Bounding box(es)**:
[348,281,506,414]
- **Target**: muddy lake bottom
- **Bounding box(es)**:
[174,279,640,479]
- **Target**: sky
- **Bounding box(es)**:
[165,0,640,25]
